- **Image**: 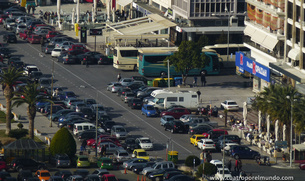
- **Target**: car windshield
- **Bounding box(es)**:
[66,92,75,96]
[41,172,51,177]
[120,152,128,156]
[106,176,117,181]
[228,102,237,105]
[79,157,88,161]
[146,106,154,110]
[102,159,112,163]
[126,139,135,144]
[116,128,126,132]
[141,139,151,143]
[138,152,148,156]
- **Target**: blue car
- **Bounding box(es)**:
[58,112,84,123]
[57,91,77,100]
[48,109,75,122]
[229,145,260,159]
[141,104,158,117]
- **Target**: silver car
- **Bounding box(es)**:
[110,125,128,139]
[51,154,71,168]
[15,24,27,35]
[113,150,131,163]
[55,41,74,50]
[123,158,148,170]
[106,82,122,93]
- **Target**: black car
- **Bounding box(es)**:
[218,134,241,144]
[101,120,116,132]
[0,47,11,58]
[50,153,71,168]
[163,171,183,181]
[17,170,33,181]
[131,76,149,85]
[132,162,155,174]
[84,175,99,181]
[117,87,132,97]
[49,176,64,181]
[0,171,11,181]
[164,120,186,134]
[3,33,17,43]
[54,170,72,181]
[73,169,89,178]
[167,175,194,181]
[79,107,96,120]
[127,98,142,109]
[122,137,138,152]
[57,54,77,64]
[148,168,182,181]
[41,44,55,54]
[78,130,102,141]
[11,61,24,69]
[188,125,212,135]
[97,55,112,65]
[11,158,46,172]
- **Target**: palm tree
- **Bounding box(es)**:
[254,84,300,146]
[0,67,24,135]
[12,82,53,139]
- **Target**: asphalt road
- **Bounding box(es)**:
[0,27,304,180]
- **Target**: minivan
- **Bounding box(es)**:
[73,122,95,135]
[142,161,175,176]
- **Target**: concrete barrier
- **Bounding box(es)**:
[45,137,51,145]
[34,128,41,136]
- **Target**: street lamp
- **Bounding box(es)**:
[286,95,293,167]
[225,6,230,62]
[49,58,55,127]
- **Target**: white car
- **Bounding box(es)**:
[214,168,233,181]
[197,139,216,151]
[119,78,134,86]
[220,100,239,111]
[210,160,225,171]
[23,65,39,76]
[135,137,153,150]
[51,48,65,58]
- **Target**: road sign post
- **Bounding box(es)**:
[89,29,103,52]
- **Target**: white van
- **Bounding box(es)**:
[73,122,96,135]
[148,89,198,110]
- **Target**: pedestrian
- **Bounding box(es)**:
[238,159,242,172]
[200,151,204,164]
[32,6,36,15]
[235,158,239,172]
[81,139,87,151]
[196,90,201,103]
[102,145,106,156]
[193,76,197,87]
[206,151,212,163]
[227,159,232,171]
[85,58,89,68]
[27,5,31,14]
[201,72,206,86]
[2,84,5,96]
[117,73,121,82]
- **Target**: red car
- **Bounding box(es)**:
[101,174,118,181]
[68,44,89,52]
[0,14,8,24]
[160,108,191,119]
[19,30,30,40]
[46,31,61,40]
[33,24,47,30]
[27,34,42,44]
[300,162,305,170]
[0,161,7,171]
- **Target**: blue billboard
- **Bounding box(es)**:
[236,52,270,82]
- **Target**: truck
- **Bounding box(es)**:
[147,89,198,111]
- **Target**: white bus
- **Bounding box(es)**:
[113,47,138,70]
[203,44,250,62]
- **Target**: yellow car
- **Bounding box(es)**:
[132,149,150,160]
[76,155,90,168]
[190,134,208,147]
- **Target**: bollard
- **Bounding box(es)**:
[137,175,139,181]
[144,176,146,181]
[124,168,127,174]
[141,175,143,181]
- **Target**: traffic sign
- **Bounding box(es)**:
[89,29,103,36]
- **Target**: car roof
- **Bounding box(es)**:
[133,149,146,152]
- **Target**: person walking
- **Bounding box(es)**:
[238,159,242,172]
[32,6,36,15]
[206,151,212,163]
[117,73,121,82]
[81,139,87,151]
[85,58,89,68]
[196,90,201,103]
[200,151,204,164]
[27,5,31,14]
[193,76,197,87]
[235,158,239,172]
[201,72,206,86]
[227,159,232,172]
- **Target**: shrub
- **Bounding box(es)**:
[203,162,217,176]
[195,164,204,178]
[9,129,28,139]
[17,123,23,129]
[185,155,200,167]
[50,127,76,158]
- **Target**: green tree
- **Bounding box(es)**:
[166,41,209,84]
[203,162,217,176]
[50,127,76,158]
[185,155,200,167]
[253,84,301,146]
[196,35,209,49]
[216,31,227,44]
[0,67,24,135]
[11,82,52,139]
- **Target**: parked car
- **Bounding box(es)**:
[131,76,149,85]
[54,170,72,181]
[97,157,114,170]
[220,100,239,111]
[188,125,212,135]
[141,104,158,117]
[73,169,89,178]
[164,120,187,134]
[66,175,82,181]
[106,82,122,93]
[197,138,216,151]
[0,171,10,180]
[214,168,233,181]
[135,137,153,150]
[0,47,11,58]
[84,174,99,181]
[27,34,42,44]
[137,87,159,98]
[57,53,77,64]
[97,142,124,155]
[123,158,148,170]
[110,125,128,139]
[132,162,155,174]
[167,174,194,181]
[218,134,241,144]
[51,47,66,58]
[34,170,51,181]
[76,156,90,168]
[91,169,109,179]
[127,98,142,109]
[121,137,138,152]
[202,129,228,142]
[229,145,260,159]
[49,176,64,181]
[11,158,46,172]
[190,134,208,147]
[113,150,131,163]
[142,161,175,176]
[100,174,118,181]
[121,92,135,103]
[17,170,33,181]
[119,78,133,86]
[148,168,181,181]
[50,153,71,168]
[131,149,150,160]
[163,170,184,181]
[161,108,191,119]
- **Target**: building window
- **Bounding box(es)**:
[287,24,292,40]
[302,53,305,69]
[288,1,293,19]
[297,4,300,21]
[296,28,300,44]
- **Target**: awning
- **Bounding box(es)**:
[288,48,300,60]
[251,30,267,44]
[293,143,305,151]
[117,0,132,7]
[244,26,256,36]
[270,62,305,83]
[261,35,278,50]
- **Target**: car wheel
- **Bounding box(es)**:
[234,154,239,160]
[193,142,196,147]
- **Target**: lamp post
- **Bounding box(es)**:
[49,58,55,127]
[225,6,230,62]
[286,95,293,167]
[167,59,170,90]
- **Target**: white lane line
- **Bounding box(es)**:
[27,44,192,154]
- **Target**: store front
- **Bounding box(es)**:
[236,52,270,92]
